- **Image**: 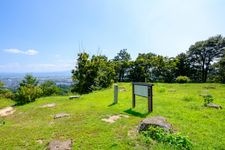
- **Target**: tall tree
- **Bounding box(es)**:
[91,55,115,90]
[113,49,131,82]
[129,53,156,82]
[151,56,178,83]
[175,53,191,77]
[71,52,94,94]
[72,53,115,94]
[187,35,225,82]
[218,56,225,83]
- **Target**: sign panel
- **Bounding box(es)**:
[134,85,148,97]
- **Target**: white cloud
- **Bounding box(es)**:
[4,49,39,56]
[25,49,39,55]
[4,49,22,54]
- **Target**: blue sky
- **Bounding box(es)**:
[0,0,225,73]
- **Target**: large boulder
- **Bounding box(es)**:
[48,139,72,150]
[138,116,172,132]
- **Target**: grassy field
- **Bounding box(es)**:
[0,83,225,149]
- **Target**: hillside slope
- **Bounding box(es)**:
[1,83,225,149]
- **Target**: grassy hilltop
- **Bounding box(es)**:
[1,83,225,149]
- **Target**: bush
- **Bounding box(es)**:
[0,89,14,99]
[40,80,61,96]
[15,85,42,105]
[14,74,42,105]
[176,76,190,83]
[0,81,14,99]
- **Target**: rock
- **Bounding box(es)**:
[41,103,56,108]
[138,116,172,132]
[69,95,80,100]
[0,107,15,117]
[48,139,72,150]
[54,113,70,119]
[206,103,222,109]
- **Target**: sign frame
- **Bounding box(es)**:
[132,82,154,112]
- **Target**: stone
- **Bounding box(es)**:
[138,116,172,132]
[54,113,70,119]
[41,103,56,108]
[69,95,80,100]
[0,107,15,117]
[206,103,222,109]
[48,139,72,150]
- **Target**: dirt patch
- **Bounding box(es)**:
[101,114,129,123]
[128,127,138,139]
[36,139,44,144]
[54,113,70,119]
[41,103,56,108]
[48,139,72,150]
[0,106,15,117]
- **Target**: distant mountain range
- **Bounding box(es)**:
[0,71,72,90]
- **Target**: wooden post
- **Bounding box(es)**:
[132,83,135,108]
[114,84,118,104]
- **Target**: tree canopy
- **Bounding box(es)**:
[71,35,225,95]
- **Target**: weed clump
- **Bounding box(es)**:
[0,119,5,126]
[182,96,193,102]
[158,87,166,93]
[202,94,214,106]
[140,126,192,150]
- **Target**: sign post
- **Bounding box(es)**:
[132,82,154,112]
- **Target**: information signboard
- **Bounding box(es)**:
[132,82,154,112]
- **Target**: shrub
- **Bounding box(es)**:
[202,94,214,106]
[0,81,14,99]
[141,126,192,150]
[40,80,61,96]
[176,76,190,83]
[15,85,43,105]
[0,89,14,99]
[14,74,42,105]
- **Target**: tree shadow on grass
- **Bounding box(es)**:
[124,108,149,118]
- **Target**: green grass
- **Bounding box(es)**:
[0,97,15,109]
[1,83,225,149]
